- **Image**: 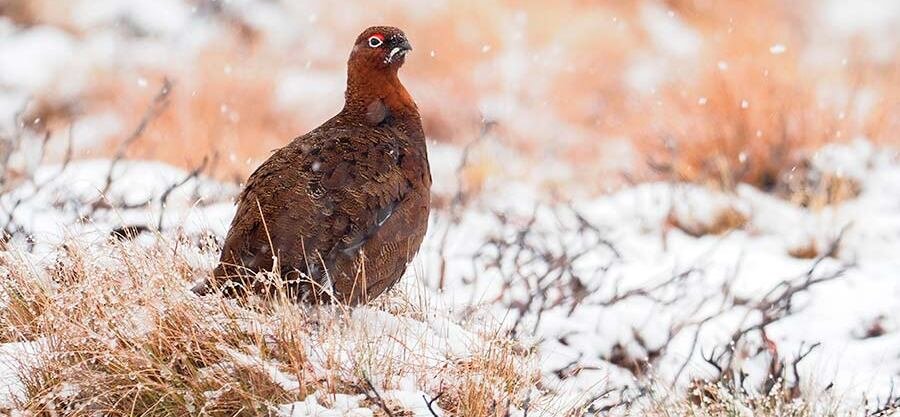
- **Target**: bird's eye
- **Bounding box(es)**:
[368,35,384,48]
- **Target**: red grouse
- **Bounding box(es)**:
[196,26,431,304]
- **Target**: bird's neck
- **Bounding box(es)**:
[343,67,419,124]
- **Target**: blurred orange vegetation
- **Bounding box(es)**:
[634,0,899,192]
[99,49,304,183]
[16,0,900,195]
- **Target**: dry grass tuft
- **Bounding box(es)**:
[675,380,834,417]
[634,0,897,201]
[0,237,561,416]
[640,62,841,192]
[782,166,863,209]
[0,253,54,343]
[438,339,538,416]
[633,378,888,417]
[667,205,748,238]
[788,240,820,260]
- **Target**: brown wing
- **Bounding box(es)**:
[211,125,416,299]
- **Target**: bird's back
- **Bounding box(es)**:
[210,113,431,303]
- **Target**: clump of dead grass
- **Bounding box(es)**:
[679,380,838,417]
[633,0,896,207]
[788,240,820,260]
[0,236,558,416]
[634,378,892,417]
[667,204,749,238]
[639,59,846,191]
[781,162,863,209]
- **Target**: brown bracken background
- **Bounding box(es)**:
[6,0,898,197]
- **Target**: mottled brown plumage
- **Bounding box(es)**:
[197,26,430,304]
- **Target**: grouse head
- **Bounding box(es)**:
[350,26,412,73]
[345,26,418,122]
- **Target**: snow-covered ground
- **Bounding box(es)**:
[1,0,898,415]
[1,140,898,414]
[411,142,900,408]
[426,143,900,403]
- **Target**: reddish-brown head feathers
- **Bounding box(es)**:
[344,26,416,118]
[350,26,412,70]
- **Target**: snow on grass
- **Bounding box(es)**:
[279,393,373,417]
[0,341,38,405]
[417,141,900,411]
[0,217,560,415]
[0,139,898,414]
[0,0,898,414]
[0,159,238,255]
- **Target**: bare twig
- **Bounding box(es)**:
[866,381,900,417]
[94,78,173,207]
[157,155,210,230]
[787,341,820,398]
[422,392,444,417]
[705,231,850,382]
[360,376,395,417]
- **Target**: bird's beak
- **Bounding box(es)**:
[394,37,412,53]
[386,36,412,63]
